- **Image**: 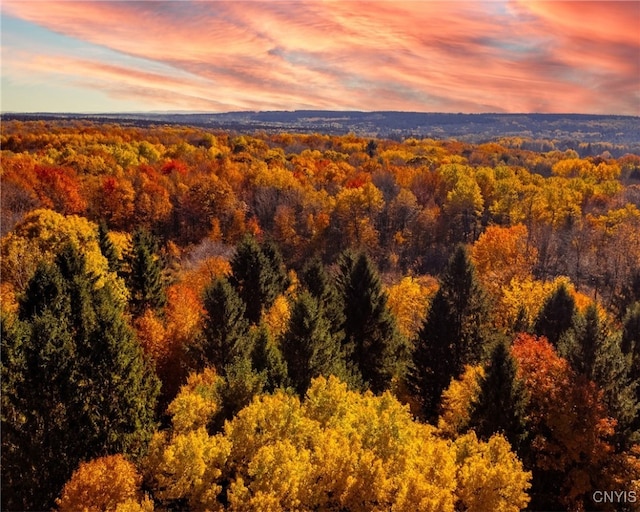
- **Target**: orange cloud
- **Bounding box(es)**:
[2,0,638,114]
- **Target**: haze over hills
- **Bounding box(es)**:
[3,111,639,151]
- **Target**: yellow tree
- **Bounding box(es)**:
[455,432,531,512]
[471,224,537,301]
[386,275,437,340]
[57,455,153,512]
[332,182,384,252]
[496,277,556,331]
[438,365,485,438]
[0,209,126,301]
[145,374,531,512]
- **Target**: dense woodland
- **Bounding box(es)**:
[1,119,640,511]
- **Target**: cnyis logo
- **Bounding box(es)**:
[592,490,637,504]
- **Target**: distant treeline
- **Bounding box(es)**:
[3,111,639,154]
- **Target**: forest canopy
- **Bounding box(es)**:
[1,119,639,511]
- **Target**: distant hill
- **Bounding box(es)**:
[3,111,639,150]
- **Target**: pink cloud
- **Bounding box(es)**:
[2,0,638,114]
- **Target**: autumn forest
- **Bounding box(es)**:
[2,119,640,512]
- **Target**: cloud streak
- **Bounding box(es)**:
[2,1,638,114]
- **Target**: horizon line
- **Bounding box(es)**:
[2,110,638,118]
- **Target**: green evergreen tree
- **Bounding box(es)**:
[621,302,640,365]
[301,256,345,341]
[230,236,287,324]
[561,304,639,449]
[1,313,29,512]
[616,270,640,318]
[207,358,266,434]
[559,304,609,379]
[261,239,291,296]
[2,245,159,511]
[469,341,528,450]
[125,229,166,316]
[408,245,491,421]
[282,291,346,396]
[620,302,640,445]
[250,325,288,392]
[336,250,406,393]
[197,277,251,373]
[534,282,577,346]
[97,220,120,273]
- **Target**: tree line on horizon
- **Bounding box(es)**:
[1,120,640,511]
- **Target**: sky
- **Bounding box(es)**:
[1,1,639,115]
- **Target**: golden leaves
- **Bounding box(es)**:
[143,374,530,512]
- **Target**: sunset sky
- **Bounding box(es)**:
[1,1,639,115]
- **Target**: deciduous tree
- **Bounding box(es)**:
[512,333,616,511]
[57,455,153,512]
[145,375,531,512]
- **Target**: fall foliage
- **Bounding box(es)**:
[1,119,638,511]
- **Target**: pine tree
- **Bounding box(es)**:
[3,244,160,511]
[617,270,640,317]
[534,282,577,347]
[251,325,288,392]
[97,220,120,273]
[621,302,640,365]
[469,341,528,450]
[409,245,491,421]
[282,291,345,396]
[301,256,345,341]
[1,313,29,512]
[125,229,166,316]
[230,236,287,324]
[336,250,406,393]
[198,277,251,373]
[620,302,640,445]
[559,304,612,379]
[261,239,291,297]
[560,304,639,448]
[208,358,266,434]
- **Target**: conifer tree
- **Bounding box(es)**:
[261,239,291,297]
[617,270,640,317]
[620,302,640,445]
[621,302,640,366]
[230,236,287,324]
[208,358,266,433]
[469,341,528,450]
[559,304,600,378]
[251,325,288,392]
[125,229,166,316]
[559,304,610,379]
[2,245,159,511]
[560,304,639,447]
[301,256,345,341]
[336,250,406,393]
[282,291,345,396]
[533,282,577,346]
[97,220,120,273]
[198,277,251,373]
[1,312,29,512]
[409,245,491,421]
